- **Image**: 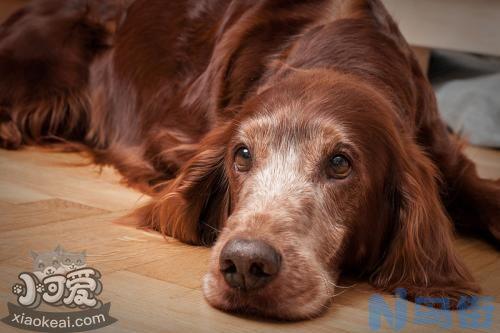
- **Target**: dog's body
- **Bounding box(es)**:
[1,0,499,320]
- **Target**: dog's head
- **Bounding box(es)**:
[136,0,478,320]
[138,68,477,319]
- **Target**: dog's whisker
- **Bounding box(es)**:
[202,222,222,233]
[331,289,349,298]
[327,281,358,289]
[319,273,357,290]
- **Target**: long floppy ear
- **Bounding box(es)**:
[371,141,479,308]
[134,126,231,245]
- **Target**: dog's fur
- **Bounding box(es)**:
[1,0,499,320]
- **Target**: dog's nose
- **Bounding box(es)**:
[219,239,281,291]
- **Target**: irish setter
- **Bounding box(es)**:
[1,0,499,320]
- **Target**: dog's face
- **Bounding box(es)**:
[202,71,399,318]
[142,70,476,320]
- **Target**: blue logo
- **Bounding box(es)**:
[368,288,494,331]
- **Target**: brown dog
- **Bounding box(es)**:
[1,0,498,320]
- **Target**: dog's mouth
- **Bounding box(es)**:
[202,273,281,316]
[201,237,335,320]
[202,269,334,320]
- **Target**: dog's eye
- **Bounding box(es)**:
[234,146,252,172]
[327,155,351,179]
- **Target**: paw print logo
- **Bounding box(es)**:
[12,284,24,295]
[36,283,45,294]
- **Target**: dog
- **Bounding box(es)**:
[1,0,499,320]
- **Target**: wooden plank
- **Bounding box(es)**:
[0,198,109,232]
[125,246,211,290]
[0,210,191,271]
[464,146,500,179]
[0,179,51,204]
[455,237,500,297]
[0,149,148,211]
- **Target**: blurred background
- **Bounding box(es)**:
[1,0,499,149]
[384,0,500,149]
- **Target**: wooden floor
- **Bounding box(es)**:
[0,146,498,333]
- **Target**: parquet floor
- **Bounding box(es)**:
[0,146,498,333]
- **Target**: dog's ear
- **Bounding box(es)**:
[134,125,231,245]
[371,141,479,308]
